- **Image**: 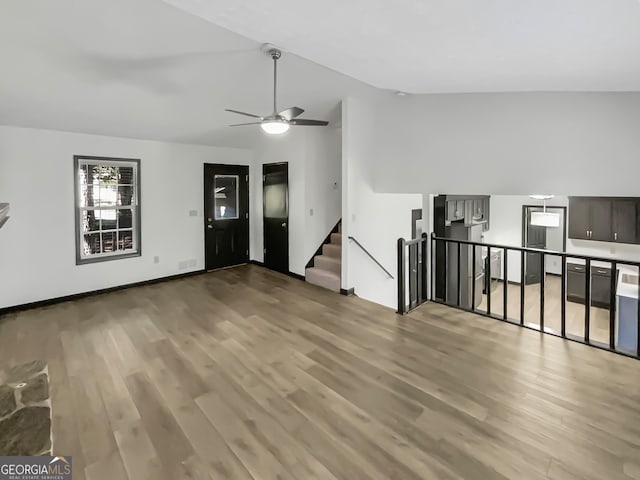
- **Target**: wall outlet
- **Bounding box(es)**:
[189,210,198,217]
[153,256,160,264]
[179,259,197,270]
[310,208,314,216]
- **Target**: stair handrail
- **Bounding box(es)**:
[347,236,394,279]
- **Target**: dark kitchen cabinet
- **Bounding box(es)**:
[566,263,615,309]
[612,199,637,244]
[433,195,491,301]
[568,197,611,241]
[568,198,591,240]
[569,196,640,244]
[590,199,612,241]
[566,263,586,304]
[591,266,613,309]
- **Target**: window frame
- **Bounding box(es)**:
[74,155,142,265]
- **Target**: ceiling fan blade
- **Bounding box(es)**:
[278,107,304,120]
[229,122,263,127]
[289,119,329,126]
[225,109,263,119]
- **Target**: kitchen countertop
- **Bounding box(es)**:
[617,270,639,299]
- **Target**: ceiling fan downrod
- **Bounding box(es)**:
[269,48,281,115]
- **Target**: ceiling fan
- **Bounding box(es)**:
[225,46,329,134]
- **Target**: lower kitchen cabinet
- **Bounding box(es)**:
[566,262,615,309]
[566,263,587,304]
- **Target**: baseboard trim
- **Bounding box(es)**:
[0,269,207,317]
[340,288,355,296]
[250,260,305,281]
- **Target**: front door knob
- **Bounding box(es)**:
[282,222,287,227]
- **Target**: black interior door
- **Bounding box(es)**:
[204,164,249,270]
[524,209,547,285]
[263,163,289,273]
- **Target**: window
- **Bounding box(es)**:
[214,174,239,219]
[74,156,141,264]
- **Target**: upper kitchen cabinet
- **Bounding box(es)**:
[568,197,611,241]
[612,199,637,244]
[569,196,639,244]
[435,195,491,234]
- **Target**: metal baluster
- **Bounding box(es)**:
[421,233,428,304]
[472,245,477,312]
[397,238,405,315]
[610,261,617,350]
[503,248,508,321]
[561,256,567,338]
[457,242,461,307]
[520,252,525,326]
[430,235,435,301]
[540,253,545,332]
[487,248,492,316]
[585,259,591,343]
[637,267,640,357]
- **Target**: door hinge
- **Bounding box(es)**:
[263,175,266,182]
[264,248,266,254]
[246,174,249,181]
[245,212,249,219]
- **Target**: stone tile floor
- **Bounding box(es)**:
[0,360,52,455]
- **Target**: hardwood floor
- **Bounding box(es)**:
[1,264,639,479]
[478,275,612,345]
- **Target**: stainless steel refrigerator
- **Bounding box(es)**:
[446,223,484,309]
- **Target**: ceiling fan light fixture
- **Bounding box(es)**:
[261,119,290,135]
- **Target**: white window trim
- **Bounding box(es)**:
[74,156,141,265]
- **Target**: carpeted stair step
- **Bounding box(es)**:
[305,267,340,292]
[330,232,342,245]
[314,255,341,275]
[322,243,341,258]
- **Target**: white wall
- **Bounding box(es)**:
[371,92,640,196]
[342,97,423,308]
[251,126,342,276]
[0,126,252,309]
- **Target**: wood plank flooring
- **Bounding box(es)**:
[478,275,612,344]
[1,264,639,479]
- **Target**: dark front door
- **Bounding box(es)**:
[524,208,547,285]
[263,163,289,273]
[204,164,249,270]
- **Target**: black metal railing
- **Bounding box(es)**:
[397,233,428,314]
[397,232,640,360]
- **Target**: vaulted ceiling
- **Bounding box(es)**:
[165,0,640,93]
[0,0,373,147]
[2,0,639,148]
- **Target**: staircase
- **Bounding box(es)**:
[305,224,341,292]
